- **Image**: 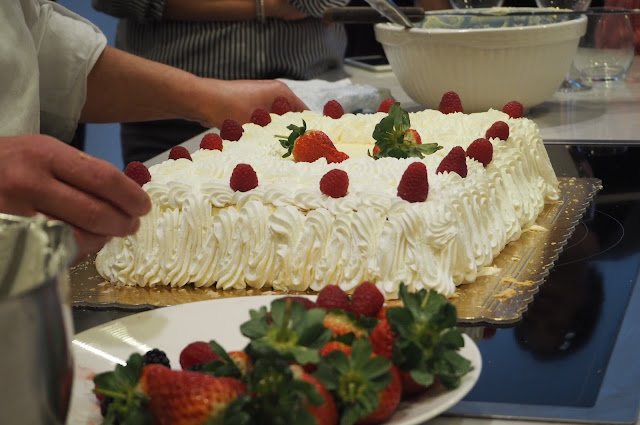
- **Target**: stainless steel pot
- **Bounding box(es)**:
[0,213,76,425]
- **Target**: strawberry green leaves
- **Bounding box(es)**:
[277,120,307,158]
[387,285,472,390]
[241,297,332,365]
[314,339,392,425]
[371,103,442,159]
[93,354,152,425]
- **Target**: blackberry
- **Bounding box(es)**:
[100,396,113,418]
[143,348,171,368]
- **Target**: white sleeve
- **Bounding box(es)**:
[31,1,107,142]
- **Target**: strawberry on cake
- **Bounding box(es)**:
[96,94,559,299]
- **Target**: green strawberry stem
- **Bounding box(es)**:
[371,103,442,159]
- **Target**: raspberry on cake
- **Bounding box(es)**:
[96,99,560,299]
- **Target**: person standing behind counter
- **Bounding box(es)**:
[92,0,351,165]
[0,0,306,263]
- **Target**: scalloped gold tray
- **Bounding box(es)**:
[69,177,602,325]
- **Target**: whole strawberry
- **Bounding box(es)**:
[230,163,259,192]
[168,146,192,161]
[466,138,493,167]
[250,108,272,127]
[140,364,246,425]
[438,91,464,114]
[320,169,349,198]
[377,98,396,113]
[179,341,222,370]
[314,339,397,425]
[280,295,317,310]
[279,121,348,164]
[272,96,293,115]
[124,161,151,186]
[502,100,524,118]
[357,366,402,425]
[369,317,395,360]
[485,121,510,141]
[351,281,384,318]
[436,146,468,178]
[397,162,429,203]
[319,341,353,358]
[220,118,244,141]
[295,368,339,425]
[200,133,223,151]
[323,100,345,119]
[316,285,350,312]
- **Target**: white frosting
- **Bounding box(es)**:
[96,108,559,298]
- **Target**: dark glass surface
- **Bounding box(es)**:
[459,144,640,410]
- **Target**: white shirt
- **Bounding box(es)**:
[0,0,107,142]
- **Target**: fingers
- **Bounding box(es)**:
[50,144,151,218]
[35,178,141,237]
[71,227,111,265]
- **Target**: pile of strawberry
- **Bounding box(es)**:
[93,283,472,425]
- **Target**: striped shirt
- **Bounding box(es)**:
[92,0,350,80]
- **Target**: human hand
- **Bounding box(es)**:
[193,79,308,129]
[0,135,151,263]
[264,0,308,20]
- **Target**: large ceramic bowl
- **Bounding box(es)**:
[374,8,588,112]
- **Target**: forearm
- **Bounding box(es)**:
[80,46,205,124]
[163,0,257,21]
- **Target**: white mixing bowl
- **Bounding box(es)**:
[374,8,588,112]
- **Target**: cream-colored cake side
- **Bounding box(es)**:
[95,109,559,298]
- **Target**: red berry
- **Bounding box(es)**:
[316,285,350,312]
[319,169,349,198]
[220,119,244,141]
[466,137,493,167]
[485,121,510,141]
[351,281,384,318]
[124,161,151,186]
[323,100,344,119]
[397,162,429,203]
[200,133,223,151]
[179,341,221,370]
[404,129,422,144]
[377,98,396,113]
[372,145,381,157]
[271,96,293,115]
[369,317,395,360]
[438,91,464,114]
[319,341,352,357]
[168,146,192,161]
[250,108,271,127]
[502,101,524,119]
[437,146,468,178]
[281,296,317,310]
[230,163,258,192]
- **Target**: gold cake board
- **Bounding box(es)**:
[70,177,602,325]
